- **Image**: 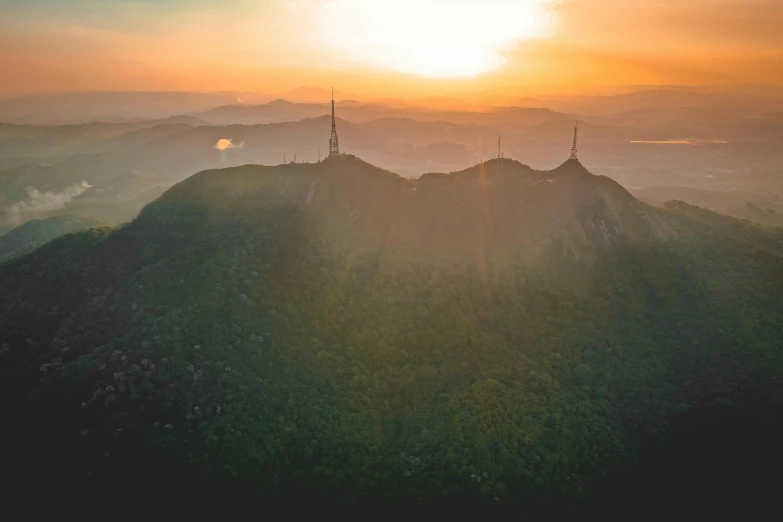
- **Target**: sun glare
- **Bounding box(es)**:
[314,0,552,78]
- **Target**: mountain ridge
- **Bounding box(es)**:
[141,156,671,265]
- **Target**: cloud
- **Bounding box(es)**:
[5,181,92,224]
[215,138,244,151]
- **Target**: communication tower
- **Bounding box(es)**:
[329,87,340,157]
[570,122,579,161]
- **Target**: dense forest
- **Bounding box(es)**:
[2,156,783,518]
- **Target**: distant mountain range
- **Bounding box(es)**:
[0,91,249,125]
[1,88,782,235]
[0,214,108,261]
[197,99,572,128]
[633,186,783,227]
[4,86,782,125]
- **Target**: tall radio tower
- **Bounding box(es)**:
[569,121,579,161]
[329,87,340,158]
[497,136,502,176]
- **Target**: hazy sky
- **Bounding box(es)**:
[1,0,781,97]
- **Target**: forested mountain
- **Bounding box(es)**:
[2,157,783,518]
[0,214,108,261]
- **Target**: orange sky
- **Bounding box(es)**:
[1,0,781,98]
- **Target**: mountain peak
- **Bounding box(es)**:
[554,158,588,173]
[267,99,297,106]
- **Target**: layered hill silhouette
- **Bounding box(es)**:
[0,214,107,261]
[4,99,783,235]
[2,158,783,518]
[198,99,572,129]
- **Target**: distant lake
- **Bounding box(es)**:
[631,139,728,145]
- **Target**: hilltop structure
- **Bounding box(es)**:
[569,121,579,161]
[329,87,341,158]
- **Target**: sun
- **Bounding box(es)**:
[314,0,552,78]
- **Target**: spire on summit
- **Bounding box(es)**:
[569,121,579,161]
[329,86,340,158]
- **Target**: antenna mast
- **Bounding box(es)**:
[570,121,579,161]
[329,86,340,157]
[497,136,502,176]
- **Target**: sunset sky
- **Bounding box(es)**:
[1,0,782,98]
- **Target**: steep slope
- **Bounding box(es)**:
[1,158,783,518]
